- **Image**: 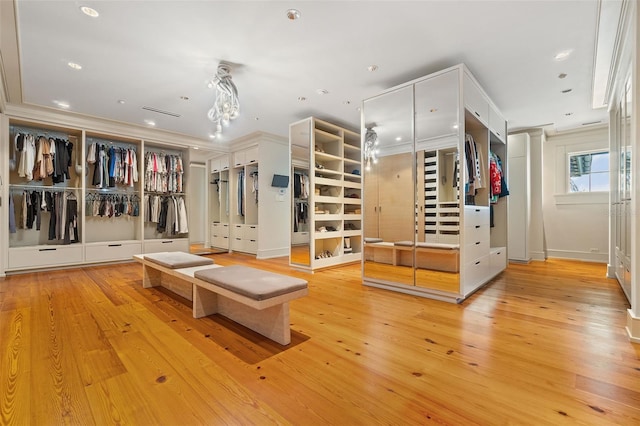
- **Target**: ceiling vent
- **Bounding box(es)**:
[142,106,181,118]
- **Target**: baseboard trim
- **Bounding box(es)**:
[531,250,546,261]
[546,249,608,263]
[626,310,640,344]
[257,247,289,260]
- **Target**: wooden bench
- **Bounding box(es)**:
[134,252,308,345]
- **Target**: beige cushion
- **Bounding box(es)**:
[145,252,214,269]
[194,265,307,301]
[394,240,414,246]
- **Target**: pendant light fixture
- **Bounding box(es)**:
[207,63,240,137]
[364,127,379,171]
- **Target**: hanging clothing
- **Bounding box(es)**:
[9,194,16,233]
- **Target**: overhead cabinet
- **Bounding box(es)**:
[362,64,508,303]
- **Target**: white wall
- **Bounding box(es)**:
[542,126,610,262]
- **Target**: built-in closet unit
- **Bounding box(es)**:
[506,133,531,262]
[361,64,508,303]
[1,114,195,274]
[208,153,230,251]
[289,117,362,271]
[224,132,289,259]
[606,0,638,341]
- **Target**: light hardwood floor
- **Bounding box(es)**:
[1,255,639,425]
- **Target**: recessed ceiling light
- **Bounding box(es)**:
[53,100,70,109]
[316,89,329,95]
[144,119,156,126]
[452,123,459,130]
[117,99,126,104]
[395,136,402,141]
[554,50,572,61]
[368,65,379,72]
[192,146,199,150]
[558,73,567,79]
[80,6,99,18]
[209,134,216,139]
[561,88,573,94]
[180,96,189,101]
[343,100,351,105]
[298,96,306,101]
[67,62,82,70]
[286,9,301,20]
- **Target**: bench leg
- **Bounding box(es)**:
[142,264,163,288]
[219,299,291,345]
[193,285,219,318]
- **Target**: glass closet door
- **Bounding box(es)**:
[362,86,415,286]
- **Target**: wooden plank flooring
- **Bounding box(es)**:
[1,255,639,425]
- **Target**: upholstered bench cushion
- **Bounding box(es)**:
[416,242,460,249]
[364,237,384,243]
[194,265,308,301]
[394,240,414,246]
[144,252,214,269]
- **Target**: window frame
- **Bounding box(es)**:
[566,149,610,194]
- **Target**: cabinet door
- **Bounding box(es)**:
[489,105,506,143]
[233,150,245,167]
[463,72,489,126]
[415,68,460,146]
[245,146,259,164]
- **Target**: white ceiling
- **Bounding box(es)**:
[4,0,617,147]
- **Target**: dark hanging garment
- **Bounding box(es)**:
[294,173,302,198]
[64,197,79,244]
[92,144,102,186]
[157,197,169,233]
[48,192,57,240]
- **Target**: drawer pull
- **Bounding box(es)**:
[108,244,122,247]
[475,261,481,265]
[162,241,173,244]
[475,225,480,229]
[39,248,57,252]
[496,251,501,255]
[475,241,481,245]
[474,111,480,118]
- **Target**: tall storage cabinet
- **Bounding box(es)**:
[226,132,289,259]
[362,64,508,303]
[1,115,195,274]
[289,117,362,271]
[208,153,230,250]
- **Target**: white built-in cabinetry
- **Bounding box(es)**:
[2,116,192,274]
[209,153,230,250]
[507,133,531,262]
[362,64,508,303]
[289,118,362,270]
[208,133,289,259]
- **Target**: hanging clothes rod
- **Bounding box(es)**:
[9,184,81,191]
[86,138,138,150]
[9,125,73,140]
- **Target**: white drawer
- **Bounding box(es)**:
[231,237,244,251]
[465,239,489,264]
[85,241,142,262]
[465,223,489,243]
[490,247,507,272]
[464,254,491,292]
[244,224,258,240]
[464,206,489,227]
[212,235,229,249]
[8,245,84,270]
[246,239,258,254]
[144,238,189,253]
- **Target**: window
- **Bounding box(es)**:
[568,150,609,192]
